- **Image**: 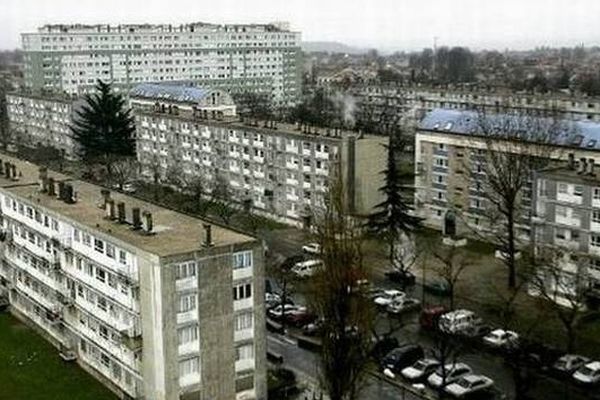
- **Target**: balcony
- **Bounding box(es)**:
[176,277,197,292]
[177,310,198,325]
[234,297,253,312]
[233,266,253,281]
[234,328,254,343]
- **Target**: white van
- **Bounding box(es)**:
[292,259,323,277]
[438,309,481,334]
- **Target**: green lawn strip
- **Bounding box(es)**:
[0,313,116,400]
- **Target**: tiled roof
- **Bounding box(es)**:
[129,83,213,103]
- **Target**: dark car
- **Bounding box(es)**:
[385,270,417,286]
[419,305,448,330]
[460,323,492,339]
[521,340,562,370]
[381,344,425,373]
[371,336,400,361]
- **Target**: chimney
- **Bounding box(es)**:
[105,199,115,219]
[38,167,48,191]
[117,202,126,223]
[568,153,575,170]
[64,184,75,203]
[202,224,214,247]
[47,178,56,196]
[0,159,3,175]
[588,158,596,176]
[57,181,66,200]
[142,211,153,233]
[10,164,17,181]
[4,162,10,179]
[578,158,587,174]
[100,189,111,209]
[132,207,142,230]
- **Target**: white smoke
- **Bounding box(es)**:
[332,92,357,128]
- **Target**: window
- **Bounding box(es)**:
[82,233,91,246]
[118,250,127,265]
[96,268,106,283]
[556,205,568,218]
[574,186,584,197]
[591,235,600,248]
[235,344,254,361]
[233,283,252,300]
[106,244,115,259]
[73,229,80,242]
[177,325,199,345]
[558,183,568,194]
[435,158,448,167]
[593,210,600,223]
[176,261,197,280]
[94,238,104,253]
[233,251,252,269]
[179,358,199,377]
[555,228,567,240]
[97,297,108,311]
[594,188,600,200]
[178,294,197,313]
[234,313,253,331]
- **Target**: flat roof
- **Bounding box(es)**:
[537,165,600,185]
[0,155,256,257]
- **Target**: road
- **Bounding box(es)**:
[262,229,599,400]
[267,333,430,400]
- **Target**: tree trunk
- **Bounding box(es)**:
[507,210,517,289]
[566,324,576,353]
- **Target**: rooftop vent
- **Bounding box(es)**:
[47,177,56,197]
[38,167,48,191]
[142,211,154,234]
[202,224,214,247]
[105,199,115,219]
[131,208,142,230]
[578,158,587,174]
[117,202,126,223]
[58,181,66,200]
[588,158,595,176]
[568,153,575,170]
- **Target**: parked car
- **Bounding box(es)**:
[552,354,590,375]
[385,270,416,286]
[366,287,387,300]
[438,309,481,335]
[401,358,440,381]
[370,336,400,362]
[381,344,425,373]
[482,329,519,350]
[520,340,562,369]
[302,319,324,337]
[267,304,306,321]
[113,182,136,193]
[424,280,452,296]
[286,310,316,327]
[291,259,323,277]
[419,305,447,330]
[445,374,494,398]
[459,323,492,339]
[427,363,473,389]
[374,290,406,307]
[386,297,421,315]
[573,361,600,385]
[302,243,321,254]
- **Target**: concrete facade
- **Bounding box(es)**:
[21,22,302,107]
[5,91,80,158]
[0,155,266,400]
[130,84,388,226]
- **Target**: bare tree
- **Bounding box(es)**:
[210,173,237,224]
[431,244,472,310]
[111,157,138,190]
[307,174,374,400]
[472,109,571,288]
[428,332,462,400]
[529,250,599,352]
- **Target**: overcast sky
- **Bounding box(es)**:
[2,0,599,51]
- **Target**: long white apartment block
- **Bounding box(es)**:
[21,22,302,106]
[0,155,266,400]
[5,91,80,159]
[129,83,388,227]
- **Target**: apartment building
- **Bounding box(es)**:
[130,83,388,226]
[5,91,80,158]
[21,22,302,106]
[531,160,600,306]
[0,155,266,400]
[415,108,600,240]
[349,84,600,128]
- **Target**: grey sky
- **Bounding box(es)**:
[2,0,599,51]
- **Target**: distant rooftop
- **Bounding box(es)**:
[419,108,600,150]
[0,155,255,257]
[129,84,219,104]
[31,22,295,34]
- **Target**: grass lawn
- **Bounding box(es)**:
[0,313,117,400]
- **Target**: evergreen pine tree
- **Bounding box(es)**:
[70,80,135,178]
[367,128,421,268]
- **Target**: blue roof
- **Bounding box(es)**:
[419,108,600,150]
[129,83,213,103]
